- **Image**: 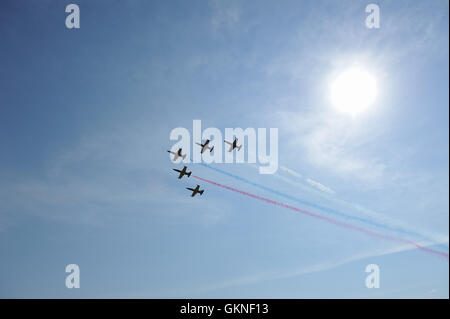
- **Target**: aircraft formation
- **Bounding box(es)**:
[168,137,242,197]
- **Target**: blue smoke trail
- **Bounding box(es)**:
[195,161,448,252]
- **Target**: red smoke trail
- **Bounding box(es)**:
[192,175,449,260]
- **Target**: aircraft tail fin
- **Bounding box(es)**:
[182,154,187,160]
[210,146,214,152]
[199,190,204,195]
[187,172,191,177]
[237,145,242,151]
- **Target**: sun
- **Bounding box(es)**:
[330,68,377,116]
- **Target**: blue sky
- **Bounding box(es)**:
[0,0,448,298]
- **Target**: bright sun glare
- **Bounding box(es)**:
[331,68,377,116]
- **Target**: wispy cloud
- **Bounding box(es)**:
[154,241,446,297]
[210,0,241,32]
[278,110,388,185]
[0,126,232,229]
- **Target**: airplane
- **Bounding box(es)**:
[224,137,242,152]
[167,148,187,161]
[186,185,204,197]
[172,166,191,179]
[196,139,214,154]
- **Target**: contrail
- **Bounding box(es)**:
[196,161,449,251]
[271,164,449,251]
[192,175,449,260]
[306,178,335,194]
[280,166,303,179]
[253,156,448,250]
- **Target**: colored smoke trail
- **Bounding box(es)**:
[277,164,449,249]
[259,163,449,251]
[197,161,449,251]
[192,175,449,260]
